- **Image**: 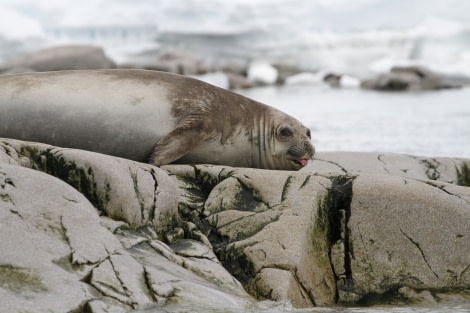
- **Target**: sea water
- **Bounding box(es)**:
[136,300,470,313]
[237,85,470,159]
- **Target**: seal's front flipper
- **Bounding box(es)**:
[149,122,208,166]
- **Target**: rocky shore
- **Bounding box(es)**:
[1,44,468,91]
[1,138,470,312]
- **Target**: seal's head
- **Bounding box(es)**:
[268,112,315,170]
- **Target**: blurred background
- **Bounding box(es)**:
[1,0,469,158]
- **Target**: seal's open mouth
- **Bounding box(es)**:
[293,159,309,167]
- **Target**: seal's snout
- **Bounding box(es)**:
[287,145,305,158]
[287,141,314,168]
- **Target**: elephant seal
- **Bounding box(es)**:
[0,69,314,170]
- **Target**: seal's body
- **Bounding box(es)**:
[0,70,314,170]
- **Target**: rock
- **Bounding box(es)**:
[340,174,470,304]
[0,66,36,75]
[306,151,469,186]
[272,63,301,84]
[0,139,254,312]
[0,163,124,312]
[161,164,339,307]
[322,73,360,88]
[1,138,470,310]
[226,72,254,89]
[361,65,462,91]
[153,50,209,75]
[0,139,179,236]
[198,167,336,307]
[0,45,116,73]
[305,152,470,305]
[127,238,252,309]
[361,71,420,91]
[120,58,253,90]
[213,61,247,76]
[323,73,342,88]
[250,268,313,306]
[391,66,463,89]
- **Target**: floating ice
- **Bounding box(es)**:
[247,62,278,85]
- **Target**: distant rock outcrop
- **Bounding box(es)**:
[361,66,463,91]
[0,45,116,74]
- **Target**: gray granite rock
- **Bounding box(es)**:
[0,138,179,236]
[1,138,470,310]
[306,151,469,186]
[162,164,339,307]
[0,163,122,312]
[0,139,254,313]
[336,174,470,304]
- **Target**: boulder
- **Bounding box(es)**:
[0,66,36,75]
[1,138,470,310]
[339,174,470,304]
[153,50,209,75]
[161,165,336,307]
[161,154,470,306]
[1,139,179,236]
[323,73,360,88]
[226,72,254,89]
[0,163,123,312]
[272,63,301,85]
[0,45,116,73]
[307,151,470,304]
[361,66,462,91]
[0,139,254,312]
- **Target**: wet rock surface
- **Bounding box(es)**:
[1,138,470,311]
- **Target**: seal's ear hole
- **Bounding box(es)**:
[307,130,311,139]
[279,127,293,138]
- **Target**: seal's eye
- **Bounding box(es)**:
[307,130,311,139]
[280,128,293,137]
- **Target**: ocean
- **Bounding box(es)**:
[238,85,470,158]
[137,301,470,313]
